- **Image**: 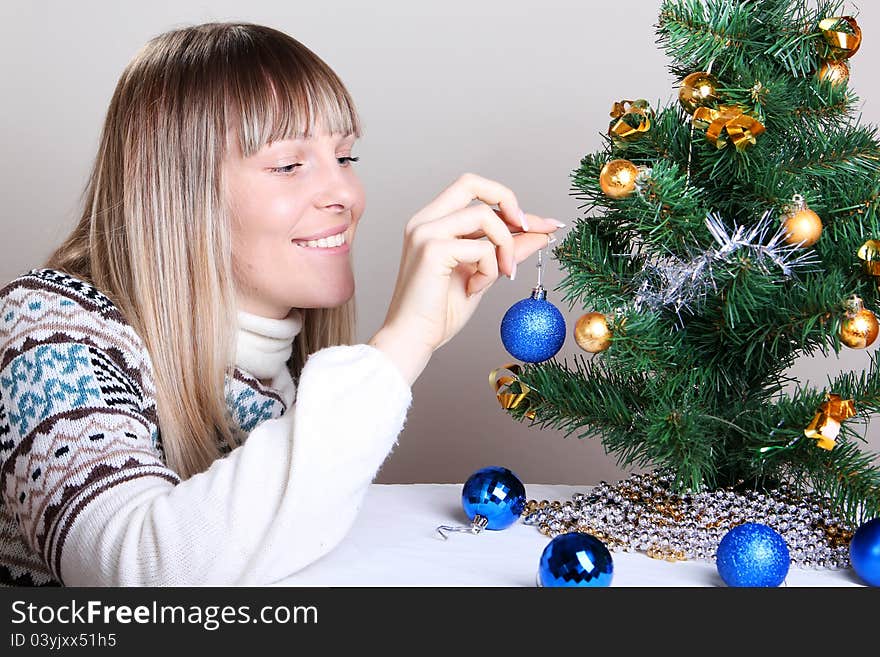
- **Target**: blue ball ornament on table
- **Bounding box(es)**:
[715,522,790,587]
[537,531,614,587]
[500,285,566,363]
[850,517,880,587]
[461,466,527,530]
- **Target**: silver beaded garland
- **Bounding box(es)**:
[521,470,854,569]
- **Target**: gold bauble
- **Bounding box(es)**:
[574,312,612,353]
[678,72,720,114]
[840,309,879,349]
[858,239,880,278]
[782,207,822,248]
[599,159,639,199]
[817,60,849,86]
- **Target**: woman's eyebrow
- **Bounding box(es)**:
[264,133,356,150]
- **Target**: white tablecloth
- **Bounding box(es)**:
[275,484,864,587]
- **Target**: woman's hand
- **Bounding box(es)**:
[368,172,563,385]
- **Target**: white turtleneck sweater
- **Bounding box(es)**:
[235,307,303,406]
[54,307,413,586]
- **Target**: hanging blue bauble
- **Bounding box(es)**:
[716,522,790,587]
[538,532,613,587]
[461,466,526,530]
[500,285,566,363]
[850,517,880,587]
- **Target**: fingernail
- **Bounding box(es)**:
[511,261,517,281]
[519,209,530,232]
[548,219,566,228]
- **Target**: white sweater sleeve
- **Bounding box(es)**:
[58,343,413,585]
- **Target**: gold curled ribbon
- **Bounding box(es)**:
[818,16,862,60]
[693,105,765,150]
[857,240,880,276]
[608,99,652,142]
[489,363,537,420]
[804,393,856,450]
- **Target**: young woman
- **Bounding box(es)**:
[0,22,562,586]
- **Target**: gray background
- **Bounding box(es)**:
[2,0,878,484]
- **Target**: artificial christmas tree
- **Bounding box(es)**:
[494,0,880,557]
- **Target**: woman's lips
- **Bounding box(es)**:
[292,222,350,242]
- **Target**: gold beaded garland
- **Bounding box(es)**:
[599,159,639,200]
[521,470,856,567]
[574,312,612,353]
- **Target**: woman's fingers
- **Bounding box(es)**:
[461,231,559,295]
[413,204,516,277]
[409,172,526,232]
[433,237,499,296]
[522,210,564,232]
[512,231,558,266]
[458,208,562,239]
[454,214,563,280]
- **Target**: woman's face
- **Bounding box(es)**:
[224,122,365,319]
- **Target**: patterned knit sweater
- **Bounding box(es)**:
[0,268,413,586]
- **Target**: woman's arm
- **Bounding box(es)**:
[0,279,411,585]
[367,326,433,387]
[56,343,412,585]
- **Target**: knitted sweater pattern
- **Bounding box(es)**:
[0,268,288,586]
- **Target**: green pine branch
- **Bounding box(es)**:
[657,0,767,77]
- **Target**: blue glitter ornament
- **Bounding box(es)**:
[538,532,613,587]
[500,288,566,363]
[500,241,566,363]
[461,466,526,530]
[850,517,880,587]
[716,522,790,587]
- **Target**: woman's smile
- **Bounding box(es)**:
[292,221,352,253]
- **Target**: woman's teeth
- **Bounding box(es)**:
[294,232,346,248]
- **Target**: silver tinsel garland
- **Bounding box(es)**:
[627,211,822,323]
[522,469,854,569]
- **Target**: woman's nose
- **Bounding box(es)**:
[317,164,359,212]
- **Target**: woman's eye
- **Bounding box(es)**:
[271,163,301,174]
[270,157,359,175]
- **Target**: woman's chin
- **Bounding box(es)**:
[299,284,355,309]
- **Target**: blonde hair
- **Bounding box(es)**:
[44,22,361,479]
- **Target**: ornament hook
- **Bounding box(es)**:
[533,234,556,296]
[436,514,489,540]
[845,294,865,314]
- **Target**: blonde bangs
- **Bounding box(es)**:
[223,26,363,157]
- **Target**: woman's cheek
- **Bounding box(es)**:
[268,196,307,236]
